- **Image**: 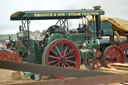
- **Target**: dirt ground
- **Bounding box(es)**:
[0,69,66,85]
[0,65,127,85]
[0,69,34,85]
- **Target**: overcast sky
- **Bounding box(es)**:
[0,0,128,34]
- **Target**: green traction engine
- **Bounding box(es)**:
[10,6,126,78]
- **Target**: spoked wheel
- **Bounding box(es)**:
[42,39,81,78]
[103,46,124,68]
[84,49,102,70]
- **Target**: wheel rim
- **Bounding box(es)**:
[46,39,80,78]
[103,46,124,67]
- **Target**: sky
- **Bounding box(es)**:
[0,0,128,34]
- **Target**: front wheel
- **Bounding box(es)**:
[42,39,81,78]
[102,46,124,68]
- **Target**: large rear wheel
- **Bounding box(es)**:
[42,39,81,78]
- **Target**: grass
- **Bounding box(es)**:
[0,34,17,40]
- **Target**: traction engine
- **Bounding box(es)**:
[8,6,128,79]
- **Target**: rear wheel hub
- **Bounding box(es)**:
[60,57,66,62]
[113,57,117,61]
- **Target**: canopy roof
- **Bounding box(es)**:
[108,18,128,32]
[10,9,104,20]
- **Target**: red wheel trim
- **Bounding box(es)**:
[46,40,80,78]
[46,40,80,68]
[105,46,124,67]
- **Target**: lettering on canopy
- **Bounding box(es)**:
[34,12,99,17]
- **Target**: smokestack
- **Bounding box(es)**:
[93,6,102,39]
